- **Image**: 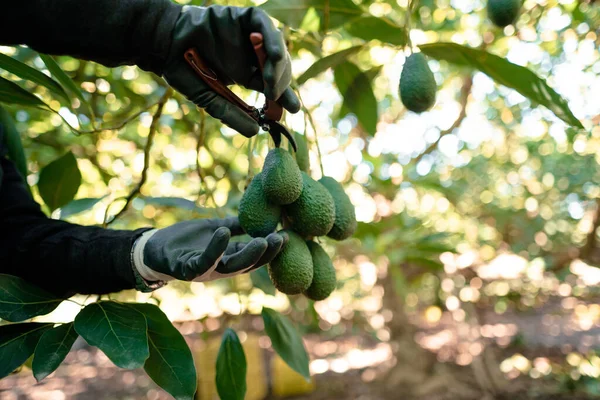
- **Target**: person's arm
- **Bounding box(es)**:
[0,0,182,76]
[0,139,152,298]
[0,1,300,138]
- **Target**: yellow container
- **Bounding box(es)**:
[270,355,315,398]
[194,333,268,400]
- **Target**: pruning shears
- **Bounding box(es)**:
[184,32,297,152]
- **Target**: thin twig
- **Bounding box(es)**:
[297,89,325,176]
[195,110,207,200]
[323,0,330,33]
[406,0,415,50]
[412,75,472,165]
[104,88,173,225]
[54,99,164,135]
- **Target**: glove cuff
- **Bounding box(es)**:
[131,229,173,287]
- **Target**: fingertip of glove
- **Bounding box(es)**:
[213,227,231,242]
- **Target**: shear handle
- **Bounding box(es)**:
[249,33,284,122]
[184,49,258,118]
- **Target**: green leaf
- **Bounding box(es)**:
[250,266,277,296]
[344,16,407,46]
[38,54,86,104]
[0,53,69,103]
[128,303,197,400]
[74,301,149,369]
[0,274,63,322]
[418,42,583,129]
[261,308,310,380]
[216,328,247,400]
[142,196,208,214]
[37,152,82,212]
[0,323,52,379]
[32,322,78,381]
[0,76,49,109]
[260,0,363,30]
[58,197,105,219]
[334,61,378,135]
[0,106,28,179]
[405,256,444,270]
[297,45,363,85]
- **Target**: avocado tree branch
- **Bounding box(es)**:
[104,87,173,226]
[412,75,472,165]
[581,197,600,260]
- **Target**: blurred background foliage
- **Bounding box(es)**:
[1,0,599,398]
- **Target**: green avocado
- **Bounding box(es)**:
[399,53,436,113]
[239,173,281,237]
[262,148,303,205]
[318,176,356,240]
[293,132,310,172]
[285,172,335,238]
[487,0,521,28]
[304,241,336,301]
[268,230,313,294]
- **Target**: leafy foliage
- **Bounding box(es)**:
[0,323,52,379]
[216,328,247,400]
[262,308,310,380]
[0,274,63,322]
[32,323,78,381]
[74,301,149,369]
[37,151,82,212]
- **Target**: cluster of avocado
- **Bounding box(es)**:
[239,136,356,301]
[398,0,521,114]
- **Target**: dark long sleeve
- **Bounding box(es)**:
[0,0,182,75]
[0,126,152,298]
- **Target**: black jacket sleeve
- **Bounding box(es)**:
[0,127,152,298]
[0,0,182,75]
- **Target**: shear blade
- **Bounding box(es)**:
[268,121,297,152]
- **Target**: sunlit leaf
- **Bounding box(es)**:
[58,197,105,219]
[297,45,363,85]
[0,76,49,109]
[0,274,63,322]
[344,16,407,46]
[216,328,247,400]
[0,323,52,379]
[0,53,69,103]
[0,106,28,179]
[260,0,363,30]
[419,42,583,129]
[142,196,208,214]
[334,61,378,135]
[128,303,197,400]
[39,54,87,104]
[74,301,149,369]
[261,308,310,380]
[37,152,82,212]
[250,266,276,296]
[32,323,78,381]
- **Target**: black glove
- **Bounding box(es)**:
[161,5,301,137]
[132,217,286,283]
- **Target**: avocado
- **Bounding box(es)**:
[399,53,436,113]
[285,172,335,238]
[239,173,281,237]
[304,241,336,301]
[262,148,303,205]
[318,176,356,240]
[268,230,313,294]
[487,0,521,28]
[293,132,310,172]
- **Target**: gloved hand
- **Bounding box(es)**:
[132,217,286,284]
[161,5,301,138]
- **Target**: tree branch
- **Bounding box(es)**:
[104,88,173,226]
[581,197,600,259]
[412,75,473,165]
